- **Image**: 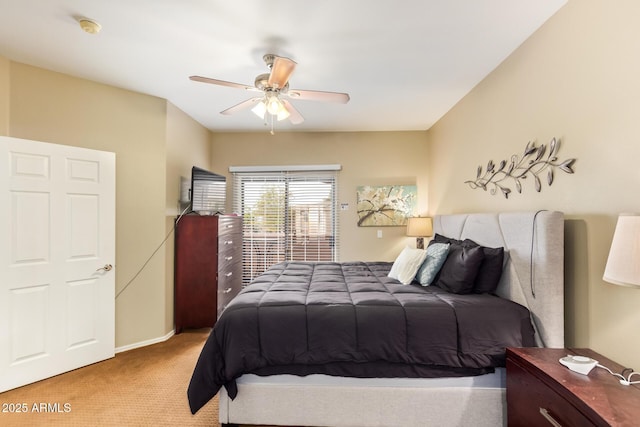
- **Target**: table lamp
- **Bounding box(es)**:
[406,217,433,249]
[603,213,640,288]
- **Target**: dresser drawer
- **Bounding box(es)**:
[218,259,242,289]
[219,248,240,270]
[218,233,240,251]
[218,259,241,284]
[507,355,595,427]
[218,216,241,237]
[217,260,242,314]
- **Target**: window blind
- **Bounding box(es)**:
[232,169,339,286]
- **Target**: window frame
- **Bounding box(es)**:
[231,165,340,286]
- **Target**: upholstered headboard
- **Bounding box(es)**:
[433,211,564,348]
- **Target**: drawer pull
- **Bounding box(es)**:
[226,224,234,229]
[225,272,233,277]
[225,256,233,261]
[224,240,233,245]
[223,287,233,293]
[539,408,562,427]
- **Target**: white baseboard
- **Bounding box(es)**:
[115,329,175,354]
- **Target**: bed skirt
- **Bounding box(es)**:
[219,370,507,427]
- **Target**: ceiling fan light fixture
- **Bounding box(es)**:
[252,96,289,122]
[266,95,284,115]
[251,101,266,119]
[276,106,290,121]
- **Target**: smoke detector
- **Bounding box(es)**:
[79,18,101,34]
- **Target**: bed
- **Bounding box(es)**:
[188,211,565,427]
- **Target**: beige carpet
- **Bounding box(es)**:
[0,329,219,427]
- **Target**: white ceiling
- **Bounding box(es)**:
[0,0,566,132]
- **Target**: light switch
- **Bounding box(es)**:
[377,230,383,238]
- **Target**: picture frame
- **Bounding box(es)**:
[356,185,417,227]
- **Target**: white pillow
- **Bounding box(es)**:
[388,246,427,285]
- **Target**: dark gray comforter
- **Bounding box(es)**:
[188,261,535,414]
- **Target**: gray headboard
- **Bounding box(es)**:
[433,211,564,348]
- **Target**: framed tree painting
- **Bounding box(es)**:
[356,185,417,226]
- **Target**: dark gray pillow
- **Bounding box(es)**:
[434,244,485,294]
[431,234,505,294]
[432,233,461,246]
[462,239,505,294]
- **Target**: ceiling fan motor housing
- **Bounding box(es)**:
[254,73,288,93]
[254,73,270,91]
[263,53,276,68]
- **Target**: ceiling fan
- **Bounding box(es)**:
[189,54,350,126]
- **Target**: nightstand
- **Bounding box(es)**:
[507,347,640,426]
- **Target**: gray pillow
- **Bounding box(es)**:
[416,243,450,286]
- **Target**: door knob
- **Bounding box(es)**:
[96,264,113,272]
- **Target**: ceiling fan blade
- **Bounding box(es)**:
[286,89,350,104]
[220,98,262,115]
[281,100,304,124]
[189,75,259,92]
[268,56,297,89]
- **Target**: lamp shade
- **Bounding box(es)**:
[406,217,433,237]
[603,213,640,288]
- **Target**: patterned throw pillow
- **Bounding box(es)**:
[416,243,451,286]
[388,246,427,285]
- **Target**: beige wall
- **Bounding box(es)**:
[428,0,640,368]
[0,57,8,135]
[164,102,212,332]
[3,60,181,348]
[210,131,429,261]
[165,102,212,214]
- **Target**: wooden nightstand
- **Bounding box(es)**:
[506,347,640,426]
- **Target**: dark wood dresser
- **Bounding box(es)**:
[507,347,640,426]
[174,214,242,334]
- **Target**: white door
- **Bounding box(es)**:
[0,136,115,392]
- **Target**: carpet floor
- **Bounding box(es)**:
[0,329,219,426]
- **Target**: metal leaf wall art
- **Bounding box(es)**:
[465,137,576,199]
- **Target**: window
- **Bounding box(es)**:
[232,166,340,285]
